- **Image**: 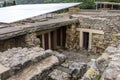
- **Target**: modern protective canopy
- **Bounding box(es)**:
[0,3,80,23]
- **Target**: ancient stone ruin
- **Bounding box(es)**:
[0,47,66,80]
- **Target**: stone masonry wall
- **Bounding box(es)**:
[78,15,107,30]
[92,34,105,53]
[65,24,80,51]
[0,35,26,51]
[0,32,41,52]
[104,16,120,47]
[77,15,120,53]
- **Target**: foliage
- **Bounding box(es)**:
[16,0,44,4]
[80,0,96,9]
[106,0,120,2]
[3,0,16,7]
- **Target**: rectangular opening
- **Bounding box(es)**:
[50,31,54,49]
[83,32,89,49]
[44,33,49,50]
[57,29,61,46]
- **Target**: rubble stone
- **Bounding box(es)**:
[105,46,117,54]
[49,69,69,80]
[0,47,51,74]
[45,50,66,63]
[69,62,87,79]
[65,24,79,51]
[8,56,59,80]
[101,46,120,80]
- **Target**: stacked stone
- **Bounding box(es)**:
[92,34,105,53]
[0,47,66,80]
[78,15,106,30]
[49,69,69,80]
[65,24,79,51]
[25,32,41,47]
[101,45,120,80]
[104,16,120,47]
[0,47,51,74]
[81,45,120,80]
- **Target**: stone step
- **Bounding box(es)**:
[8,55,59,80]
[0,47,51,75]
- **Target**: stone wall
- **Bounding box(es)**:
[25,32,41,47]
[0,35,26,51]
[65,24,80,51]
[92,34,105,53]
[78,15,107,30]
[76,15,120,53]
[0,32,41,52]
[104,16,120,47]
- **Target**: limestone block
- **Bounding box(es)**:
[101,60,120,80]
[49,69,69,80]
[0,64,10,80]
[45,50,66,63]
[25,33,41,47]
[97,53,109,61]
[116,74,120,80]
[105,46,117,54]
[69,62,87,79]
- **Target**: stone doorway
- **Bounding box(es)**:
[83,32,89,49]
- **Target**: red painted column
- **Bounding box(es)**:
[104,4,108,9]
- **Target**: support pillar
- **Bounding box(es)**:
[80,30,83,48]
[48,32,51,49]
[42,34,45,49]
[54,30,57,49]
[96,3,98,10]
[61,28,63,46]
[89,32,92,50]
[111,4,113,10]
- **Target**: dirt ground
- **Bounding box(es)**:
[48,49,101,80]
[59,49,100,66]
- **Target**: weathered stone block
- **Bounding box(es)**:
[0,64,10,80]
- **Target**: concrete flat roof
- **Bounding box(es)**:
[0,3,80,23]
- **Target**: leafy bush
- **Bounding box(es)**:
[80,0,96,9]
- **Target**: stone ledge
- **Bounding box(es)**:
[8,55,59,80]
[0,47,51,74]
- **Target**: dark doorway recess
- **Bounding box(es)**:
[44,33,49,50]
[50,31,55,49]
[62,27,66,47]
[57,29,61,46]
[83,32,89,49]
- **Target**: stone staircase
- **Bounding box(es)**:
[0,47,66,80]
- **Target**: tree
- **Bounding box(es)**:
[80,0,96,9]
[13,0,16,5]
[3,1,6,7]
[106,0,120,2]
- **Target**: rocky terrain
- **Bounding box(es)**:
[0,47,66,80]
